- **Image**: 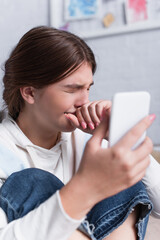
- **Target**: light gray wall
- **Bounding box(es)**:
[87,30,160,145]
[0,0,159,145]
[0,0,48,106]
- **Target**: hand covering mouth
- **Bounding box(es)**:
[64,112,76,116]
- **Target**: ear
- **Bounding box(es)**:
[20,87,35,104]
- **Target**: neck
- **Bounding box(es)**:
[16,113,60,149]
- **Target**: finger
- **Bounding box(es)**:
[96,100,112,120]
[131,156,150,182]
[132,137,153,164]
[79,101,110,128]
[88,102,101,126]
[75,109,87,130]
[65,113,80,128]
[123,155,150,188]
[76,105,95,130]
[116,114,156,150]
[98,108,111,140]
[135,156,150,175]
[89,112,109,146]
[128,169,147,188]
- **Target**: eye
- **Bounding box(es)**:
[65,90,74,93]
[64,89,77,94]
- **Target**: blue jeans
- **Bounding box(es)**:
[0,168,152,240]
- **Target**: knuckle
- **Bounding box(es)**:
[103,100,112,109]
[88,104,95,112]
[107,100,112,107]
[76,108,81,114]
[81,105,87,111]
[112,146,125,160]
[122,160,132,172]
[95,103,100,110]
[95,104,102,113]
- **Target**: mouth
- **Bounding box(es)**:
[64,112,76,116]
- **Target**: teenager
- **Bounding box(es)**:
[0,26,160,240]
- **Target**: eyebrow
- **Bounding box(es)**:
[63,81,94,89]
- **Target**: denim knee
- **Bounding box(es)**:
[0,168,64,222]
[80,181,152,240]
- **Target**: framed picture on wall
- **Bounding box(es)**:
[125,0,148,24]
[64,0,99,21]
[50,0,102,34]
[50,0,124,37]
[125,0,160,24]
[50,0,160,39]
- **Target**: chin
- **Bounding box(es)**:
[62,125,76,132]
[60,117,77,132]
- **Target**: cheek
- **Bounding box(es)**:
[50,97,73,114]
[39,91,75,115]
[58,94,75,111]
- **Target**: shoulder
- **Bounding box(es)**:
[0,119,16,148]
[0,119,26,178]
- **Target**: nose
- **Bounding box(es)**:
[74,91,89,108]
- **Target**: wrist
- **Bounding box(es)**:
[59,173,98,220]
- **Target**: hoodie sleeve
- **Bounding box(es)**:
[142,155,160,218]
[0,191,84,240]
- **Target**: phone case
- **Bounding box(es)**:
[109,91,150,149]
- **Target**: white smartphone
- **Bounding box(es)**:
[109,91,151,150]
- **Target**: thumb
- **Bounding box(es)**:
[90,111,109,146]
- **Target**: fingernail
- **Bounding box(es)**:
[88,122,95,130]
[81,121,87,129]
[149,114,156,122]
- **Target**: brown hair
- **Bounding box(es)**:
[3,26,96,120]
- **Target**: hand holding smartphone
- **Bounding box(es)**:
[109,91,151,150]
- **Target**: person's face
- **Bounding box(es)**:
[33,62,94,132]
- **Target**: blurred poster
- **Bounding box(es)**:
[125,0,148,24]
[64,0,99,20]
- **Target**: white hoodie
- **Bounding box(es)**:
[0,116,160,240]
